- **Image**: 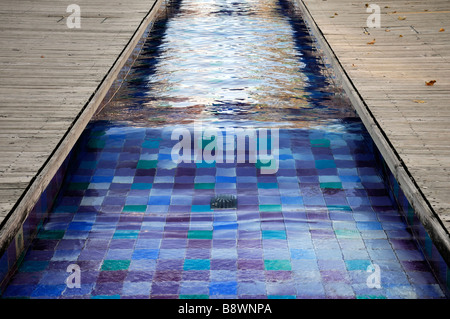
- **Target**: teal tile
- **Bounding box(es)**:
[142,140,160,149]
[262,230,286,240]
[345,259,372,271]
[257,183,278,189]
[19,261,49,273]
[123,205,147,213]
[311,139,330,148]
[113,230,140,239]
[264,260,291,271]
[194,183,215,189]
[188,230,213,240]
[268,295,296,299]
[315,160,336,169]
[259,204,281,212]
[101,260,131,271]
[183,259,210,270]
[91,295,121,299]
[192,205,212,213]
[37,230,65,240]
[320,182,342,189]
[180,294,209,299]
[131,183,152,190]
[137,160,158,169]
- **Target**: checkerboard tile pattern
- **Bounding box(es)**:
[1,122,445,299]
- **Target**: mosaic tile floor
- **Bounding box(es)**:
[1,122,446,299]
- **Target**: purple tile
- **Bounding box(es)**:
[154,270,182,282]
[211,259,237,270]
[97,270,128,283]
[320,270,350,283]
[238,260,264,270]
[92,282,123,295]
[156,259,183,270]
[126,271,154,282]
[150,282,179,295]
[265,271,293,282]
[238,270,266,281]
[182,270,210,281]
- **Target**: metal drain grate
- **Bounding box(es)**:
[210,194,237,210]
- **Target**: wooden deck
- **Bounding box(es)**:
[0,0,162,250]
[298,0,450,262]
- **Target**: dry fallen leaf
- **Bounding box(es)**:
[399,35,403,37]
[385,29,391,32]
[439,28,445,32]
[413,100,426,103]
[365,3,369,8]
[367,39,376,45]
[40,55,44,58]
[425,80,436,86]
[398,16,406,20]
[334,12,338,15]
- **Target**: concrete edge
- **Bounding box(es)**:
[295,0,450,266]
[0,0,164,256]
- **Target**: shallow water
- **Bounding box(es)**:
[2,0,446,299]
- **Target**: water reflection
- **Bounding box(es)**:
[94,0,356,128]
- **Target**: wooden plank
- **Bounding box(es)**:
[0,0,163,255]
[299,0,450,266]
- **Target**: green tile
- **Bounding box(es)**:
[183,259,210,270]
[264,260,291,271]
[345,259,372,271]
[142,140,160,149]
[179,295,209,299]
[137,160,158,169]
[192,205,212,213]
[194,183,215,190]
[259,204,281,212]
[101,260,131,271]
[87,139,106,149]
[188,230,213,240]
[131,183,152,190]
[113,230,140,239]
[315,160,336,169]
[262,230,286,240]
[320,182,342,189]
[68,182,90,191]
[19,261,49,272]
[122,205,147,213]
[327,205,352,211]
[80,161,97,169]
[356,295,387,299]
[334,229,360,239]
[53,205,78,214]
[310,138,330,148]
[91,295,121,299]
[37,230,65,240]
[257,182,278,189]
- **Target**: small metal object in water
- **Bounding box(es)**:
[210,194,237,210]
